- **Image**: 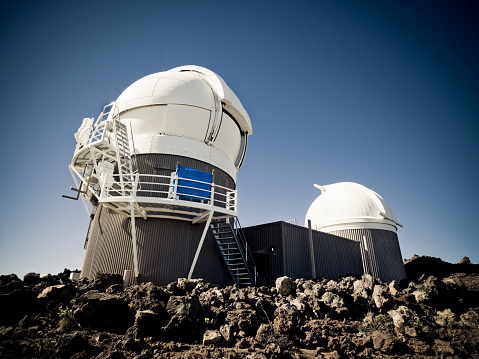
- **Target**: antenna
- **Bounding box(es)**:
[114,88,122,93]
[160,51,165,72]
[201,48,210,68]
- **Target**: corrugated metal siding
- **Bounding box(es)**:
[330,229,406,283]
[281,223,362,280]
[242,222,363,282]
[82,206,231,286]
[81,154,235,286]
[241,222,284,285]
[82,206,137,284]
[282,223,313,279]
[312,230,363,280]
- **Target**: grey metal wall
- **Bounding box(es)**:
[330,228,407,283]
[82,206,232,286]
[241,222,284,286]
[281,223,362,280]
[242,222,363,283]
[310,228,363,280]
[81,154,235,286]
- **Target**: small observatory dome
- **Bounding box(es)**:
[305,182,402,233]
[110,65,252,180]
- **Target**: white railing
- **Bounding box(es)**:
[75,103,115,152]
[98,173,237,212]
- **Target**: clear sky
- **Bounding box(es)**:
[1,1,478,278]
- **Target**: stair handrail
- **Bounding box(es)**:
[231,217,257,286]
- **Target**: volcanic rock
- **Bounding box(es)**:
[1,256,479,358]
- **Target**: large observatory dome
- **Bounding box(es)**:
[110,65,252,180]
[305,182,402,233]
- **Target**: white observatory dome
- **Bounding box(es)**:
[109,65,252,180]
[305,182,402,233]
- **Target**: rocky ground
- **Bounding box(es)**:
[0,256,478,358]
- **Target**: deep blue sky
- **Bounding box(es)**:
[1,1,478,278]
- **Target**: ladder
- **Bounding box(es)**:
[210,219,256,286]
[112,111,135,196]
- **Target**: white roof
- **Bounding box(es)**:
[305,182,402,233]
[114,65,252,134]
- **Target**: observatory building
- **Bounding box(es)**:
[305,182,406,282]
[66,66,406,287]
[66,65,255,286]
[241,182,406,285]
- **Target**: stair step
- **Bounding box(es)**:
[212,225,231,230]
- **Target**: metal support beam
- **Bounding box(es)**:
[308,219,316,279]
[192,210,212,225]
[130,203,139,278]
[188,211,214,279]
[360,236,371,275]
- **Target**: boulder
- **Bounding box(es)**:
[370,330,399,353]
[0,274,21,285]
[352,275,375,301]
[161,314,198,341]
[388,305,414,329]
[435,308,458,327]
[460,310,479,328]
[289,295,307,312]
[412,275,450,308]
[133,309,161,338]
[55,331,89,358]
[166,295,201,318]
[123,281,169,314]
[325,280,340,293]
[0,287,38,325]
[337,276,356,293]
[37,284,74,302]
[372,285,390,309]
[92,273,123,291]
[303,282,325,298]
[225,309,259,335]
[407,338,431,355]
[203,330,222,345]
[273,303,299,335]
[433,339,454,356]
[275,276,293,296]
[177,278,203,294]
[321,292,345,310]
[255,323,272,343]
[23,273,41,286]
[220,324,233,342]
[388,281,401,297]
[72,290,133,333]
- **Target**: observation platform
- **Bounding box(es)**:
[98,172,238,224]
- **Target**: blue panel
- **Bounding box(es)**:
[175,165,212,200]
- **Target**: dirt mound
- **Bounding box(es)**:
[404,254,479,281]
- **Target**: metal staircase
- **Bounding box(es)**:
[210,218,256,286]
[112,111,135,195]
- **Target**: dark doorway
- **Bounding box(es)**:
[252,252,270,286]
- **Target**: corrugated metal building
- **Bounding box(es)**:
[68,66,255,287]
[242,221,364,286]
[305,182,407,283]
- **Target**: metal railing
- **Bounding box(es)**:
[98,172,237,212]
[231,217,257,286]
[86,103,115,146]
